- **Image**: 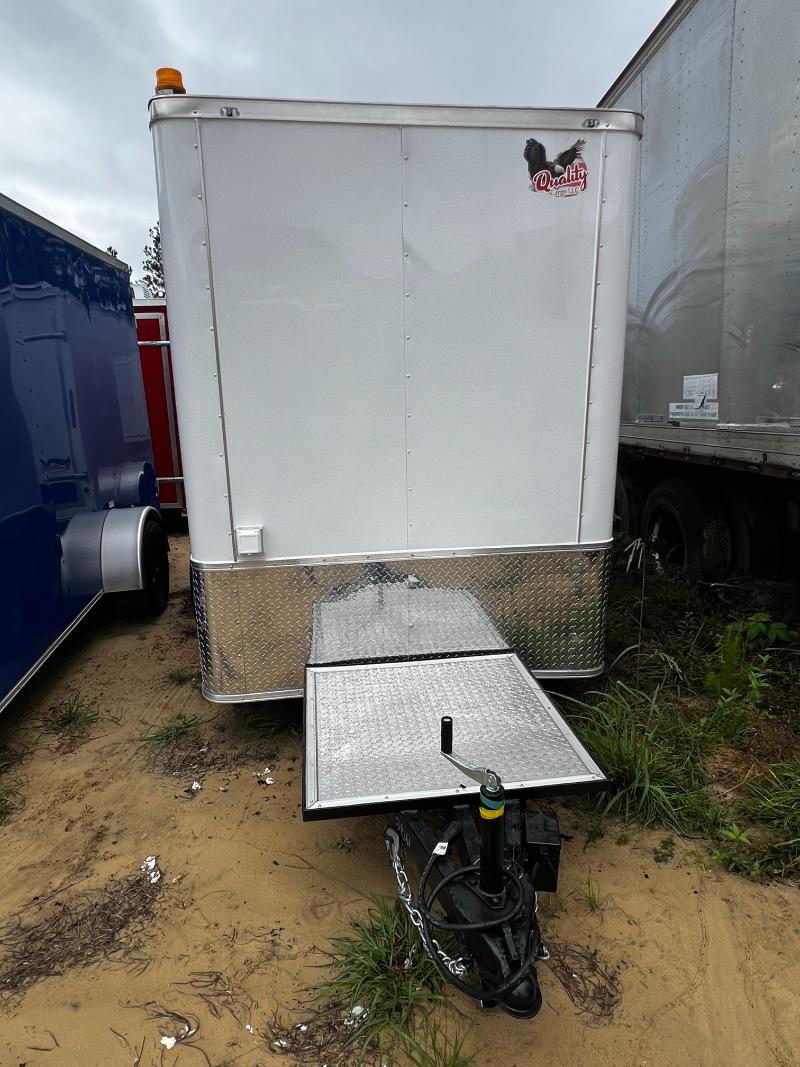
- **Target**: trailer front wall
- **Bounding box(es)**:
[152,99,639,696]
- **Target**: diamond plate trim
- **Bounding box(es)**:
[191,547,610,699]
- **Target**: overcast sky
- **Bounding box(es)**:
[3,0,670,276]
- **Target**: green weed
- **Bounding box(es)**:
[318,897,446,1057]
[165,669,201,687]
[243,701,301,738]
[584,819,605,848]
[0,786,20,824]
[742,612,796,650]
[586,541,799,879]
[653,837,676,864]
[331,836,354,852]
[140,712,201,746]
[712,823,764,879]
[37,693,99,735]
[561,684,715,835]
[740,765,800,876]
[575,873,605,914]
[698,688,755,746]
[399,1019,474,1067]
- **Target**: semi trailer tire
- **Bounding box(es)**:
[614,469,644,538]
[641,478,733,580]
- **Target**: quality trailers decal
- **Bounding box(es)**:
[523,137,587,196]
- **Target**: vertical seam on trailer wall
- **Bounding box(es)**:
[400,127,411,550]
[576,130,608,543]
[719,0,739,422]
[195,117,236,549]
[634,75,644,420]
[195,117,248,686]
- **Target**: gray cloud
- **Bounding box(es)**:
[3,0,669,274]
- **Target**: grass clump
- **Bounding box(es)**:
[561,684,715,835]
[165,669,201,687]
[0,786,20,824]
[564,541,800,879]
[737,765,800,876]
[243,701,301,739]
[318,897,447,1058]
[575,874,605,914]
[399,1019,474,1067]
[653,837,676,864]
[36,693,98,735]
[140,712,201,747]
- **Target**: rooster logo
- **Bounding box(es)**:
[524,138,587,195]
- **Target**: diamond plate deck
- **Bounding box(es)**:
[310,585,508,663]
[304,652,605,818]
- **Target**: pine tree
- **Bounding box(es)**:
[140,222,165,297]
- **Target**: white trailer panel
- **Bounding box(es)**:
[200,120,408,560]
[151,97,640,700]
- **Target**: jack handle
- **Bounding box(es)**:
[440,716,502,795]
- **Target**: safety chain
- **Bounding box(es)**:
[384,830,469,978]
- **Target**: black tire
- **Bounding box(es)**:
[641,477,733,580]
[134,517,170,616]
[614,468,644,538]
[723,485,784,579]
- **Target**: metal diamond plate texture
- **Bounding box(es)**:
[310,585,508,663]
[305,653,604,813]
[191,548,610,699]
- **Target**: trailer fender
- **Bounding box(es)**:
[101,505,164,593]
[60,511,107,600]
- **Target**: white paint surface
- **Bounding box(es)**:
[153,102,639,562]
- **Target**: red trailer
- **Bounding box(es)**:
[134,298,184,512]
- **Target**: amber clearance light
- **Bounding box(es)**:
[155,68,186,95]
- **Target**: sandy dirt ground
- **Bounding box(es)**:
[0,532,798,1067]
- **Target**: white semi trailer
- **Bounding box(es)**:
[601,0,800,580]
[149,71,639,1016]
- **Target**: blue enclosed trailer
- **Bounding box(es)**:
[0,194,170,712]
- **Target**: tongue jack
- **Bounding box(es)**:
[440,715,506,898]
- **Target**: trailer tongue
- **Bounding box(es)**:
[304,633,607,1017]
[302,575,609,1017]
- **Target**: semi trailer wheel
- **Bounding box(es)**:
[641,477,733,580]
[614,469,644,538]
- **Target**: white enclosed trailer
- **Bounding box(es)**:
[150,84,639,1016]
[151,94,640,706]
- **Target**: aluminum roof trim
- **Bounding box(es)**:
[150,95,642,136]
